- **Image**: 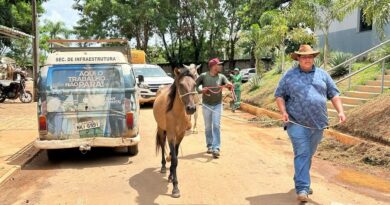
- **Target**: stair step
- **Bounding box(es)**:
[344,91,380,98]
[354,85,388,93]
[327,102,356,111]
[366,80,390,86]
[339,96,368,105]
[377,75,390,81]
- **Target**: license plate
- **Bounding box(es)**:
[76,120,101,131]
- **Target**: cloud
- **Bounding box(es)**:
[41,0,80,29]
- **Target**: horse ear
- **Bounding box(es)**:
[173,68,180,76]
[196,64,201,70]
[183,64,190,70]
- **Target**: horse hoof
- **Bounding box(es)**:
[172,190,180,198]
[160,167,166,173]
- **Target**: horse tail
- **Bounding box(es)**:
[155,128,166,154]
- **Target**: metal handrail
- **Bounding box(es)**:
[327,39,390,73]
[335,55,389,93]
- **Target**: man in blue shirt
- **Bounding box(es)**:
[275,45,346,202]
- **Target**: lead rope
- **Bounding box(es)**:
[194,88,341,130]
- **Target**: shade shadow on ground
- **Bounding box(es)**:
[129,167,169,205]
[246,189,321,205]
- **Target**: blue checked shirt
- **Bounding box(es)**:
[275,66,340,129]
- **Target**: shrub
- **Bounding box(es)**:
[329,52,354,78]
[367,44,390,63]
[249,75,261,92]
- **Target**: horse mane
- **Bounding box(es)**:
[166,69,195,112]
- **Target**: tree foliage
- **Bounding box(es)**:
[0,0,45,54]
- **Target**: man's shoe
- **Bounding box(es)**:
[309,188,313,195]
[297,191,309,202]
[212,150,220,158]
[207,148,213,154]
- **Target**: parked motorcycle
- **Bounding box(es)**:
[0,71,32,103]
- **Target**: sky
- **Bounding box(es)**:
[40,0,159,46]
[41,0,80,29]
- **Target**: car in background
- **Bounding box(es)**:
[133,64,174,104]
[240,68,256,82]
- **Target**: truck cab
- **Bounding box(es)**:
[34,39,140,159]
[133,64,174,104]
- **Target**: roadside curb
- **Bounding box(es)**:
[0,142,40,187]
[238,102,362,145]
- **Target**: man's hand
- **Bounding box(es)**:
[202,87,209,95]
[282,112,289,123]
[338,112,347,123]
[225,83,233,90]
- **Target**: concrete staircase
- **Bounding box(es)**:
[327,74,390,118]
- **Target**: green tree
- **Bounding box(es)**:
[224,0,247,68]
[39,20,72,64]
[0,0,45,54]
[346,0,390,40]
[73,0,157,53]
[41,19,72,40]
[291,0,351,69]
[6,38,32,68]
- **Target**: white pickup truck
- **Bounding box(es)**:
[133,64,174,104]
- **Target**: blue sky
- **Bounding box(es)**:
[41,0,80,29]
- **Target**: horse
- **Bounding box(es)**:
[153,66,198,198]
[183,64,201,133]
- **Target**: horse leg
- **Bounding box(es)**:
[192,110,198,134]
[169,141,180,198]
[160,131,167,174]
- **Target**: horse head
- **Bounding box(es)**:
[168,67,197,115]
[183,64,201,79]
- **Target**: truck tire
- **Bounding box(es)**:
[46,149,59,161]
[127,145,138,156]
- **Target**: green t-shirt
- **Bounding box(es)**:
[196,72,230,105]
[231,74,242,90]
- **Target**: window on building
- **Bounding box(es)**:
[359,9,372,32]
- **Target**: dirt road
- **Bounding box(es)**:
[0,105,389,205]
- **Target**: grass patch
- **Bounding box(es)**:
[336,62,389,93]
[317,138,390,170]
[241,69,282,111]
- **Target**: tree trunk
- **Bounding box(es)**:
[229,39,235,69]
[281,44,286,73]
[323,25,329,70]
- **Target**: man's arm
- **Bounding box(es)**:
[221,74,233,90]
[195,74,203,93]
[276,97,289,122]
[324,71,346,123]
[330,96,346,123]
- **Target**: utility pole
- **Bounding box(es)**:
[32,0,39,102]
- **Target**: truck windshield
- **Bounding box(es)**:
[49,64,123,90]
[133,66,167,77]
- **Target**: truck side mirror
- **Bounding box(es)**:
[138,75,144,84]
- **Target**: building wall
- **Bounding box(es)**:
[316,9,390,54]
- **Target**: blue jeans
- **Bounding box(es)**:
[287,123,323,194]
[202,103,222,151]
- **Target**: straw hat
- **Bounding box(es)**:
[291,45,320,61]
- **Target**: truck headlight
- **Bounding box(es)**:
[139,83,149,89]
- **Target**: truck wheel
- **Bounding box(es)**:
[47,149,58,161]
[127,145,138,156]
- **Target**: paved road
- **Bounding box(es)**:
[0,105,388,205]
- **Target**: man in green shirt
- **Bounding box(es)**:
[196,58,233,158]
[230,67,242,111]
